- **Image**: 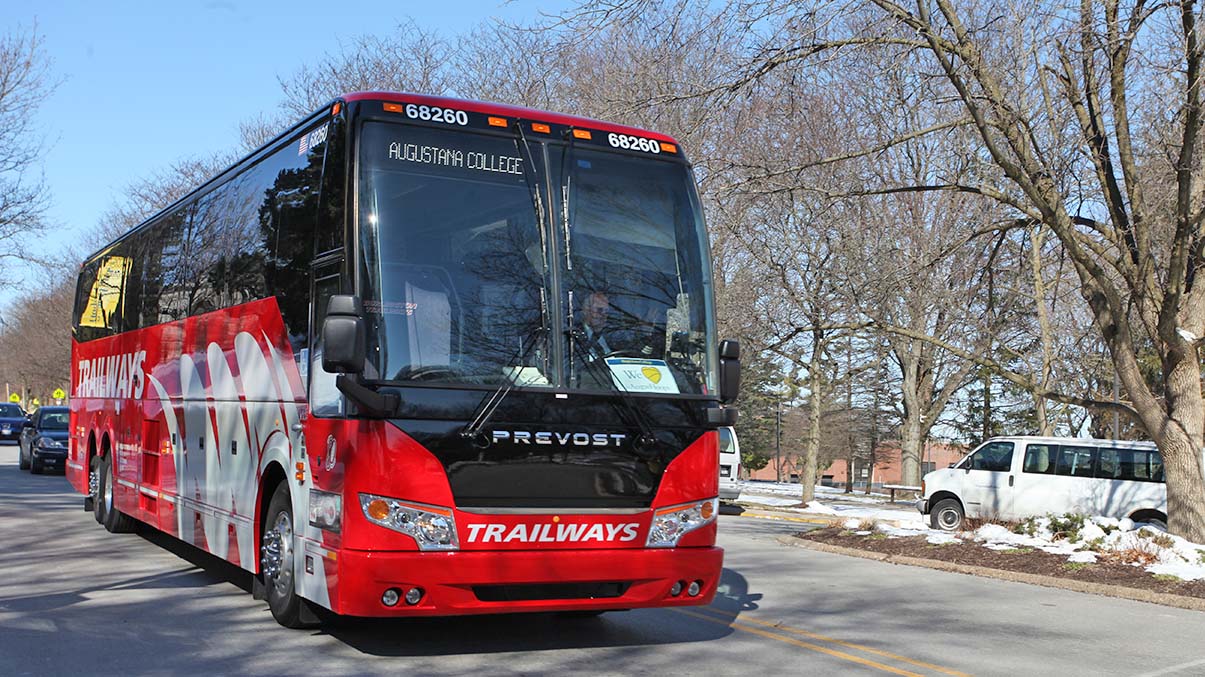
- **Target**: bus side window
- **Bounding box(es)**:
[309,270,345,417]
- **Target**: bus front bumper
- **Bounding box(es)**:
[330,546,724,617]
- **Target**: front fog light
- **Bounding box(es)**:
[382,588,400,606]
[687,580,702,596]
[670,581,684,596]
[405,587,424,605]
[360,493,459,551]
[646,498,719,548]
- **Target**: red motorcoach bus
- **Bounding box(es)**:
[68,92,740,627]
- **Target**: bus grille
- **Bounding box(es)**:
[472,582,630,602]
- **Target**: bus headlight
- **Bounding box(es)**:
[360,493,459,551]
[646,498,718,548]
[308,489,342,532]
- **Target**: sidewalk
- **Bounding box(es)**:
[733,481,923,527]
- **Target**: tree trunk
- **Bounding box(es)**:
[1142,354,1205,542]
[800,366,823,504]
[900,414,923,487]
[845,458,854,493]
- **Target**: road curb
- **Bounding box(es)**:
[776,535,1205,613]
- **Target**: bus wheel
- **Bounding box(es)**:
[930,498,964,531]
[100,455,136,533]
[261,483,314,628]
[91,456,106,525]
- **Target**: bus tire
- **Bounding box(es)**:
[100,454,136,533]
[92,455,106,525]
[930,498,964,531]
[261,483,316,629]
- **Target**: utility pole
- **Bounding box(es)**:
[775,394,782,483]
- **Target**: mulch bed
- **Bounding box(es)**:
[799,527,1205,600]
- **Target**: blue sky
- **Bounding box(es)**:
[4,0,564,306]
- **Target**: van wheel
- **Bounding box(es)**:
[1131,510,1168,531]
[930,498,964,531]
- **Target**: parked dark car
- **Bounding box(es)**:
[0,403,27,444]
[18,406,70,474]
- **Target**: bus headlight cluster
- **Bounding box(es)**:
[360,493,459,551]
[308,489,342,532]
[646,498,718,548]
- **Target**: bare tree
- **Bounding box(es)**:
[0,23,57,277]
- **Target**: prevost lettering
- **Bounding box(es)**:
[76,351,146,400]
[491,430,627,446]
[466,522,641,544]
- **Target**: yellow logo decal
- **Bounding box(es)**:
[641,366,661,383]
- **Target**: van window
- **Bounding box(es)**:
[968,442,1014,472]
[1022,444,1056,474]
[1056,445,1095,477]
[719,428,736,453]
[1097,448,1164,483]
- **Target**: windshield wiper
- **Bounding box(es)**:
[460,327,546,445]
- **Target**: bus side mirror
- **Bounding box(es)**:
[322,295,366,375]
[718,339,740,405]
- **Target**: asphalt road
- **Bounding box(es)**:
[2,442,1204,676]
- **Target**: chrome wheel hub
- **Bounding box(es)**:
[103,460,114,512]
[260,511,294,596]
[938,509,960,529]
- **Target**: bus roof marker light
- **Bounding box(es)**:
[383,103,405,113]
[532,123,551,134]
[331,102,342,116]
[659,142,677,153]
[488,116,508,127]
[571,129,592,140]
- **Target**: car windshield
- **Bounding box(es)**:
[0,404,22,417]
[39,412,69,430]
[357,120,717,395]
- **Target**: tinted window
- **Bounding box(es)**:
[969,442,1014,472]
[1096,447,1164,483]
[74,250,132,341]
[0,404,23,417]
[1056,445,1096,477]
[1022,444,1056,474]
[719,427,736,453]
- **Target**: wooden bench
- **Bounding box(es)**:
[881,484,922,503]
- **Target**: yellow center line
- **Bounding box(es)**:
[690,608,971,677]
[673,608,925,677]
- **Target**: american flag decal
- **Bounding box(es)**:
[299,134,309,156]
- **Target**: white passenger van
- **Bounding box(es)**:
[718,427,741,502]
[918,436,1174,531]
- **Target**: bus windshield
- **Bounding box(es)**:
[357,120,716,395]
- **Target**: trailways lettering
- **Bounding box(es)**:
[76,351,146,399]
[466,522,641,544]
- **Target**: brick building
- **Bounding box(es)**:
[746,441,967,489]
